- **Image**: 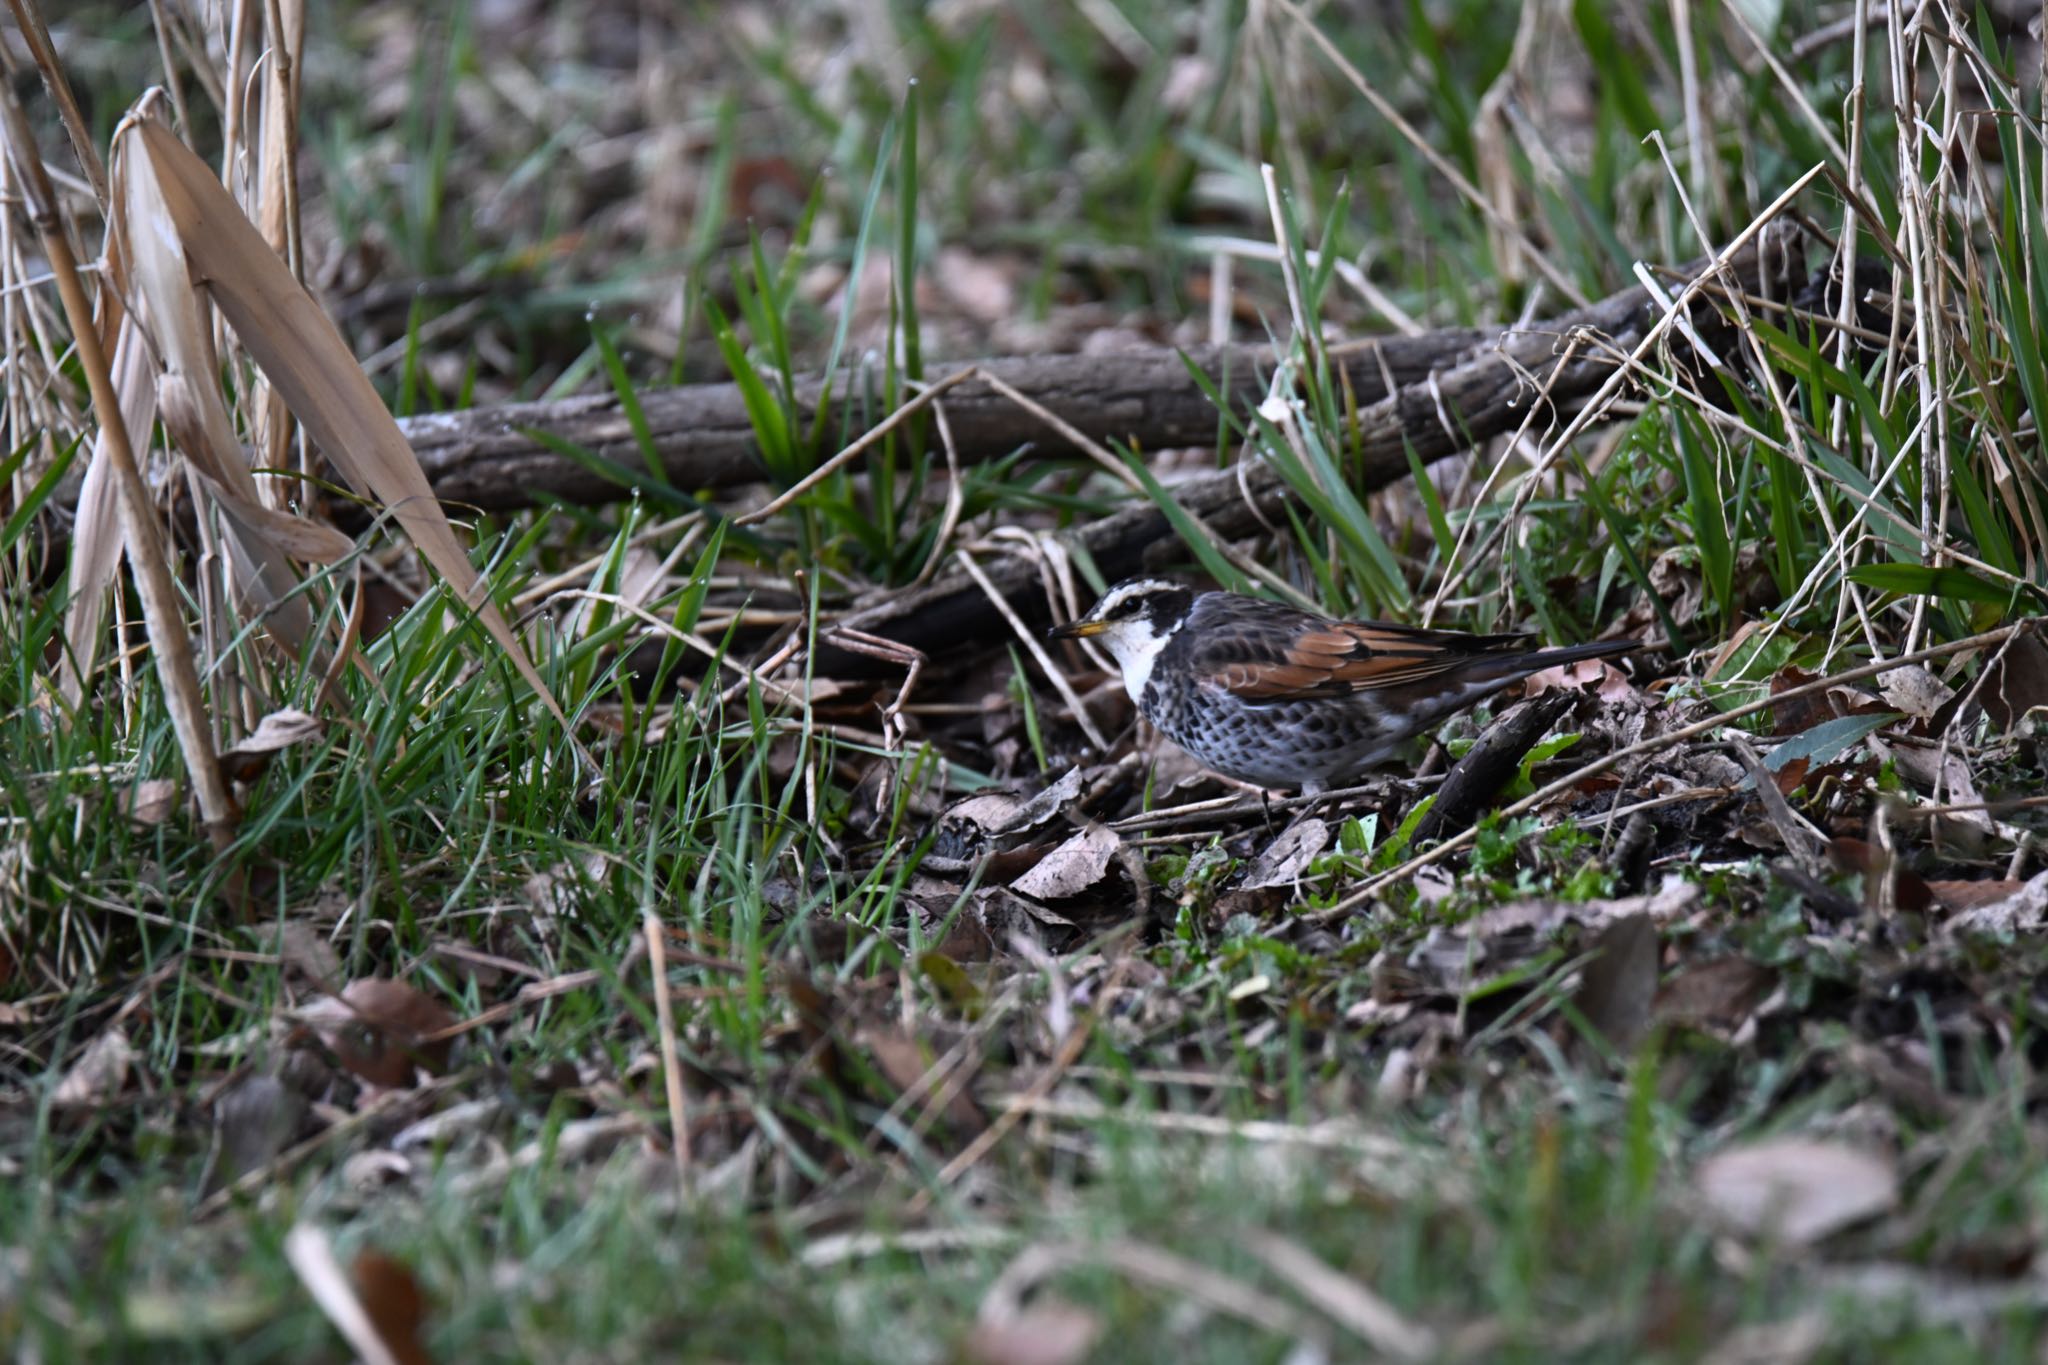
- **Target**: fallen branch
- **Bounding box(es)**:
[396,338,1489,511]
[815,222,1808,673]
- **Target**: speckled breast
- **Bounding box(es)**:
[1139,675,1403,789]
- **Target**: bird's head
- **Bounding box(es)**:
[1049,578,1195,695]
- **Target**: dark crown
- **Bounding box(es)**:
[1098,578,1195,631]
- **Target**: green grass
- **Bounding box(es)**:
[9,0,2048,1359]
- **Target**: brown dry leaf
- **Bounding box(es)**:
[862,1026,985,1134]
[1824,838,1934,914]
[1654,957,1777,1031]
[124,777,181,826]
[1926,879,2025,913]
[1573,914,1659,1053]
[285,1224,412,1365]
[120,118,573,742]
[1012,822,1120,900]
[1243,817,1331,890]
[965,1299,1103,1365]
[220,708,324,782]
[1696,1138,1898,1246]
[352,1250,436,1365]
[52,1025,136,1107]
[1945,870,2048,935]
[299,978,457,1088]
[1771,756,1811,797]
[1978,630,2048,734]
[1407,876,1699,993]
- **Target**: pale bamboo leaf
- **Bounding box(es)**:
[122,117,571,734]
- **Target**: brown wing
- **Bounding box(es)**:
[1202,618,1534,703]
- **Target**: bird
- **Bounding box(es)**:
[1049,578,1635,794]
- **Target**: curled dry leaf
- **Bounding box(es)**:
[935,767,1086,858]
[1522,654,1637,702]
[52,1025,136,1107]
[118,161,317,654]
[1012,822,1120,900]
[271,918,343,991]
[219,708,324,782]
[299,978,457,1088]
[60,311,153,707]
[965,1299,1103,1365]
[1406,876,1699,994]
[1696,1138,1898,1246]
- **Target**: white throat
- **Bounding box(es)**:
[1106,619,1173,706]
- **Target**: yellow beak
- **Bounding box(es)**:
[1048,619,1109,639]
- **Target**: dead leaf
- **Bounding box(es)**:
[1925,879,2025,913]
[298,978,456,1088]
[124,778,181,826]
[1945,870,2048,935]
[1978,629,2048,735]
[1696,1138,1898,1245]
[933,247,1017,324]
[1243,817,1330,890]
[1877,664,1952,721]
[272,919,342,990]
[863,1027,986,1134]
[1573,914,1659,1052]
[1522,654,1636,701]
[1654,958,1776,1031]
[1012,822,1120,900]
[1824,838,1934,914]
[351,1250,436,1365]
[52,1025,135,1107]
[966,1299,1103,1365]
[219,709,323,783]
[928,769,1086,872]
[122,119,572,740]
[208,1073,306,1190]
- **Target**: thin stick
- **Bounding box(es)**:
[5,0,109,205]
[1313,622,2030,920]
[956,549,1110,751]
[644,908,693,1186]
[736,366,979,523]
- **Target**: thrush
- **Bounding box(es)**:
[1050,578,1634,793]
